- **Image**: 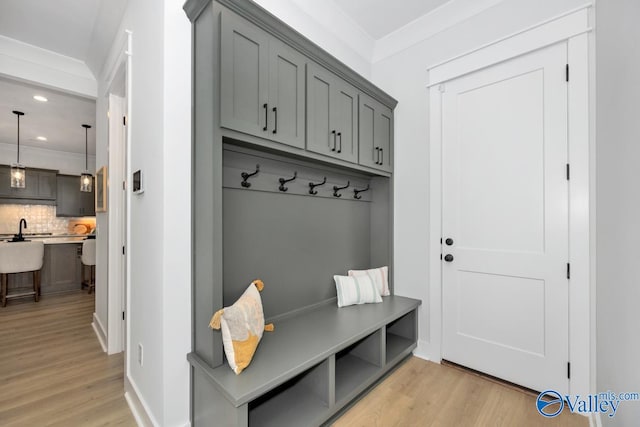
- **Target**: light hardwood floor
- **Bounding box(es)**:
[0,291,589,427]
[333,357,588,427]
[0,291,135,426]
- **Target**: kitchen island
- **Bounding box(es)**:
[0,235,92,297]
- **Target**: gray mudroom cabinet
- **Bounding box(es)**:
[358,93,393,173]
[184,0,420,426]
[221,10,306,149]
[306,63,359,164]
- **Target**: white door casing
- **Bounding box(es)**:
[427,5,592,397]
[441,42,569,394]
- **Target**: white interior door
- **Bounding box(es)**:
[441,42,569,394]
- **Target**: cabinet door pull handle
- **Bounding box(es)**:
[272,107,277,134]
[380,148,384,165]
[337,132,342,153]
[331,130,336,151]
[375,147,380,165]
[263,103,268,131]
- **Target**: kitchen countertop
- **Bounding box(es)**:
[0,234,92,244]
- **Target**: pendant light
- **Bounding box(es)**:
[80,124,92,192]
[10,110,26,189]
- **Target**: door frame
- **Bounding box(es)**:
[427,5,593,397]
[102,30,132,356]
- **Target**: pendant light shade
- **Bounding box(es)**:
[80,124,92,192]
[11,111,26,189]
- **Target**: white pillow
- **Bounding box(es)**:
[348,266,390,296]
[334,275,382,308]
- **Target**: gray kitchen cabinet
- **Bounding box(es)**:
[221,11,305,149]
[0,165,57,203]
[8,243,82,295]
[359,93,393,172]
[56,174,95,217]
[41,243,83,294]
[306,63,358,163]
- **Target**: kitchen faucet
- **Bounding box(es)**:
[17,218,27,241]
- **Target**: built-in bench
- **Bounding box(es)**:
[185,0,417,424]
[189,295,420,426]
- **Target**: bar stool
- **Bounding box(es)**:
[0,241,45,307]
[81,239,96,294]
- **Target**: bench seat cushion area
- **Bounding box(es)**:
[189,295,421,426]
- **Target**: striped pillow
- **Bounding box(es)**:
[334,275,382,308]
[348,266,390,296]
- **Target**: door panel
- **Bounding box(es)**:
[220,11,269,137]
[306,64,333,156]
[358,93,392,172]
[375,109,392,172]
[269,39,305,149]
[332,83,358,163]
[442,43,569,394]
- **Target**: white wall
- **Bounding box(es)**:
[161,0,192,425]
[95,0,191,425]
[0,142,95,175]
[595,0,640,425]
[252,0,373,78]
[370,0,587,359]
[94,93,109,344]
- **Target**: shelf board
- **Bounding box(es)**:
[335,353,381,404]
[386,333,414,365]
[249,380,329,427]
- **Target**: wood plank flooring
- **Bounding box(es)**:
[332,357,588,427]
[0,291,589,427]
[0,291,135,426]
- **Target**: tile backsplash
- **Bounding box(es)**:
[0,204,92,235]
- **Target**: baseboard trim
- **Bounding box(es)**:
[125,376,158,427]
[91,312,107,353]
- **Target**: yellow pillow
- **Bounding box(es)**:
[209,280,274,374]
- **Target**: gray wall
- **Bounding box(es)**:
[596,0,640,425]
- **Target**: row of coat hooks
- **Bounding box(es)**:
[240,164,370,199]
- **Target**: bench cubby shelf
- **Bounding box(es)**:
[189,296,420,426]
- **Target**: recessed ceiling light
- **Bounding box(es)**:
[36,136,47,141]
[33,95,48,102]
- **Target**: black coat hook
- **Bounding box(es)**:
[353,184,370,200]
[241,164,260,188]
[279,171,297,192]
[308,177,326,195]
[333,181,350,198]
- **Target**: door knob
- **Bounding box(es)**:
[445,238,454,246]
[444,254,454,262]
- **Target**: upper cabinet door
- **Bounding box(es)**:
[36,170,57,200]
[306,64,333,157]
[359,94,393,172]
[268,39,306,149]
[220,11,269,138]
[306,63,358,163]
[331,81,358,164]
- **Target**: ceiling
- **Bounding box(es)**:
[0,0,126,156]
[0,0,127,75]
[332,0,451,39]
[0,77,96,155]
